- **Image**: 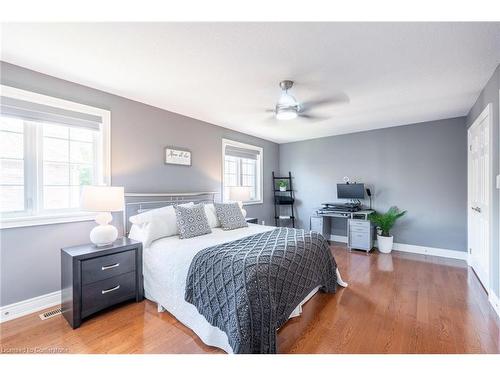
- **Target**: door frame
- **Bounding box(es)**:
[467,103,493,291]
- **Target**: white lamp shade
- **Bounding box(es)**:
[229,186,251,202]
[80,186,125,212]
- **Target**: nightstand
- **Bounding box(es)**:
[246,217,258,224]
[61,238,143,328]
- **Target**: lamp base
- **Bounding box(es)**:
[90,221,118,247]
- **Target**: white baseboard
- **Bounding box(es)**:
[489,290,500,319]
[0,290,61,323]
[390,242,468,261]
[330,235,467,261]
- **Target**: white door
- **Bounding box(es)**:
[468,104,491,290]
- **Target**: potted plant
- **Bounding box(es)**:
[277,180,288,192]
[369,206,407,254]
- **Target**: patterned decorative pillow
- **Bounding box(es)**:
[174,203,212,239]
[214,202,248,230]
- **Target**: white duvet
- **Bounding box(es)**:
[132,223,346,353]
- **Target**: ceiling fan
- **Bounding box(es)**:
[268,80,331,121]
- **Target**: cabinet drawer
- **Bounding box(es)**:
[81,272,137,318]
[81,250,136,285]
[350,225,369,233]
[350,232,371,250]
[349,220,370,228]
[350,241,369,250]
[350,231,368,241]
[350,231,368,245]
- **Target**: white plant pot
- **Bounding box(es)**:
[377,234,394,254]
[279,186,287,192]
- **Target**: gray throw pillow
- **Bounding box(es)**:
[214,202,248,230]
[174,203,212,239]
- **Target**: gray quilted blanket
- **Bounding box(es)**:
[184,227,337,354]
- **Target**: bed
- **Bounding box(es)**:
[124,192,347,354]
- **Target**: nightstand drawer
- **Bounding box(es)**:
[81,250,136,285]
[62,238,143,328]
[81,272,137,318]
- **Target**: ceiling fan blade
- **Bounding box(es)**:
[299,113,330,121]
[301,93,350,111]
[301,99,335,109]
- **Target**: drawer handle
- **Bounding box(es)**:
[101,263,120,271]
[101,285,120,294]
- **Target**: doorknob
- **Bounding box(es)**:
[471,206,482,213]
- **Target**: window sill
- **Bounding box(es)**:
[0,212,97,229]
[243,200,263,206]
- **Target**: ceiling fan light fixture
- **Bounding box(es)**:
[275,107,298,120]
[278,91,299,107]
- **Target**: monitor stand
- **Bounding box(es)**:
[321,202,361,212]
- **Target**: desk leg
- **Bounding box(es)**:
[310,216,329,240]
[347,216,351,251]
[322,216,332,243]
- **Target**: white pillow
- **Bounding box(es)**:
[129,202,193,247]
[204,203,221,228]
[203,203,247,227]
[128,223,145,243]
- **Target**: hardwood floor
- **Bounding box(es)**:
[1,244,499,354]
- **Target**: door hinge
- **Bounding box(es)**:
[469,248,472,254]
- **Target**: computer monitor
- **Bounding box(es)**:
[337,183,365,199]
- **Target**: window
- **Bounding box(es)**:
[0,85,110,228]
[222,139,263,204]
[0,118,24,213]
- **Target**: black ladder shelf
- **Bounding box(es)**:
[272,171,295,228]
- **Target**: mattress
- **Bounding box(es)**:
[134,223,322,353]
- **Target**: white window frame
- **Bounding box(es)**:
[0,85,111,229]
[221,138,263,205]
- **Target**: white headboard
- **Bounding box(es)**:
[123,192,218,235]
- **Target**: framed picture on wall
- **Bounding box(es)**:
[165,147,192,166]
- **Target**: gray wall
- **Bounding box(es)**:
[466,64,500,297]
[279,117,468,252]
[0,62,279,306]
[2,59,496,308]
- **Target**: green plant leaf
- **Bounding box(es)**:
[368,206,406,237]
[277,180,288,188]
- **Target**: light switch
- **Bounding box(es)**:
[497,175,500,189]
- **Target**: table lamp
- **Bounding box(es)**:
[80,186,125,246]
[229,186,251,217]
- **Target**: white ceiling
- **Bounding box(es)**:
[1,22,500,143]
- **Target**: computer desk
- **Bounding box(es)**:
[310,208,375,251]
